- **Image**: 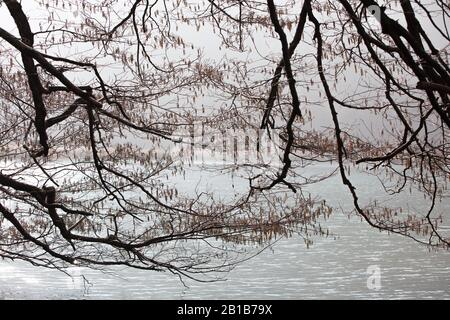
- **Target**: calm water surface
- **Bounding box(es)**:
[1,164,449,299]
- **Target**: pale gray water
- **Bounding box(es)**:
[1,164,449,299]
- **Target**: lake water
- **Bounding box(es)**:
[1,164,449,299]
